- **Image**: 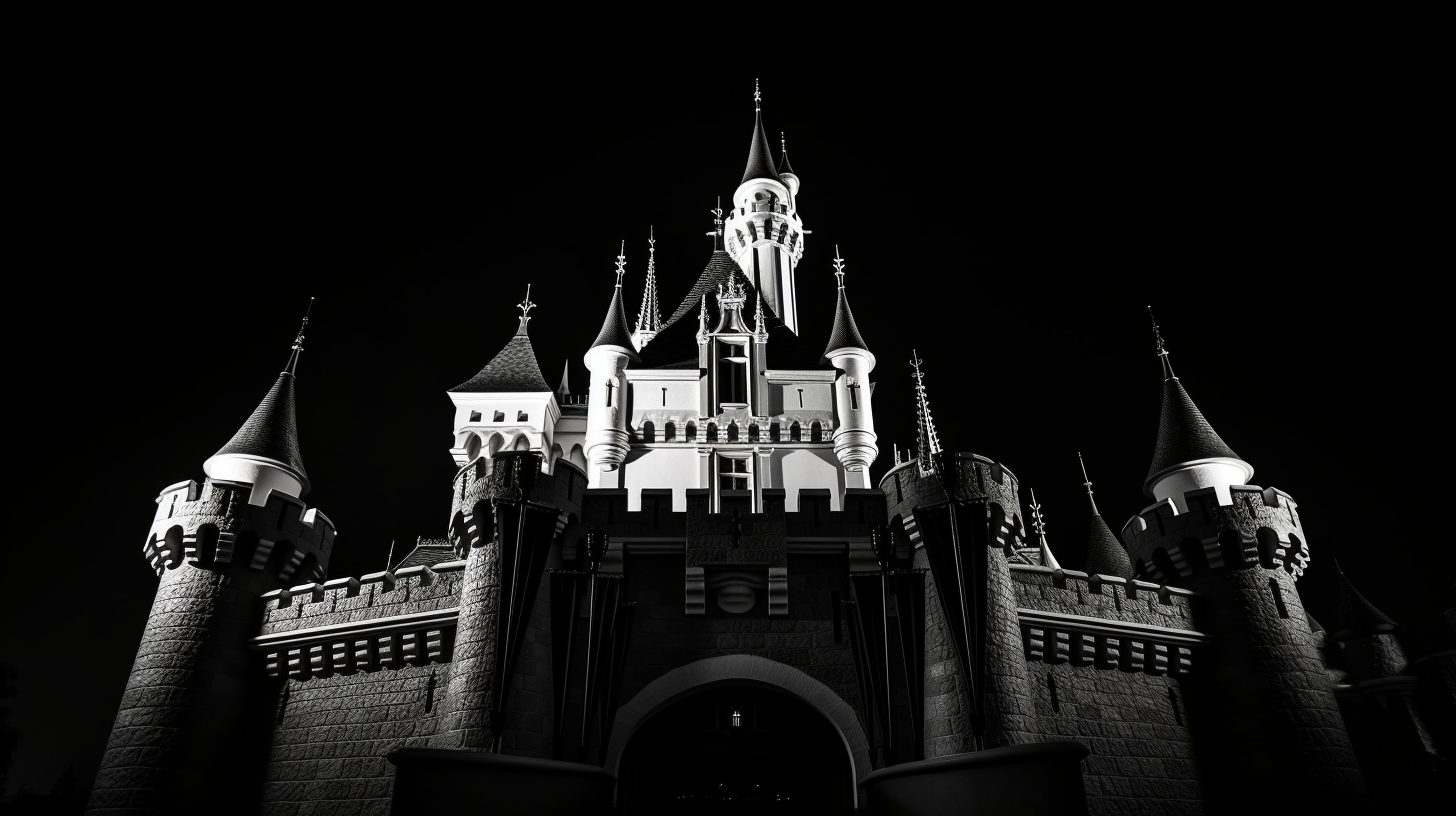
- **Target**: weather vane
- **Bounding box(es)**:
[614,240,626,286]
[1029,488,1048,539]
[517,284,537,325]
[832,245,846,288]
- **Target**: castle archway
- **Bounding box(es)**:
[605,655,869,812]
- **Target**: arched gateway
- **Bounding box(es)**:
[606,655,871,812]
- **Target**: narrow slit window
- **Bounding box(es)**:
[1269,577,1289,618]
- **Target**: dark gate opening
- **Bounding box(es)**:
[618,683,854,815]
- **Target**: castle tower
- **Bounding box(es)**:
[447,287,558,468]
[822,248,877,484]
[1078,453,1132,579]
[1120,315,1369,811]
[89,305,337,815]
[722,81,806,335]
[584,244,640,476]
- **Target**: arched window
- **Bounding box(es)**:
[726,421,739,442]
[267,541,296,579]
[163,525,185,570]
[809,421,823,443]
[1284,534,1305,573]
[487,433,505,458]
[470,500,494,549]
[512,434,530,451]
[789,421,801,442]
[769,421,781,442]
[450,511,470,551]
[195,524,219,565]
[1256,528,1280,570]
[748,423,760,442]
[1218,529,1249,569]
[642,420,656,443]
[465,433,482,461]
[685,421,697,442]
[664,421,676,441]
[1152,547,1178,580]
[707,422,718,442]
[296,553,319,584]
[233,530,260,567]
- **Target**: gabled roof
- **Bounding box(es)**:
[591,285,642,364]
[1084,514,1133,579]
[662,250,760,331]
[213,370,308,486]
[743,109,784,186]
[823,286,869,360]
[1144,377,1244,493]
[452,319,552,393]
[397,539,458,569]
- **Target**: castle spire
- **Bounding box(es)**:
[707,199,725,252]
[633,227,662,349]
[452,286,551,392]
[1080,452,1133,579]
[1143,308,1252,498]
[1028,488,1062,571]
[557,361,570,402]
[589,242,642,364]
[911,350,942,475]
[777,131,796,178]
[284,297,313,375]
[205,300,313,497]
[742,79,783,185]
[823,246,870,361]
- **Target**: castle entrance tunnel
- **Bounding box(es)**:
[617,683,855,815]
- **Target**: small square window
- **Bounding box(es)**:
[469,411,482,422]
[517,411,529,422]
[493,411,505,422]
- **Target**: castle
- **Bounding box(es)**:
[86,90,1452,815]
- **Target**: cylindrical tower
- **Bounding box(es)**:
[89,323,337,815]
[584,245,640,475]
[822,250,877,478]
[722,83,806,336]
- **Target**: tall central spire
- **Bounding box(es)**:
[742,79,783,185]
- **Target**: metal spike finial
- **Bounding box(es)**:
[515,284,537,332]
[832,245,846,289]
[634,227,662,341]
[781,132,786,154]
[614,240,626,287]
[1028,488,1062,570]
[911,350,942,474]
[1078,451,1099,515]
[754,78,761,111]
[1149,305,1175,379]
[285,297,314,374]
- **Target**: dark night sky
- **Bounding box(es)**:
[5,44,1449,797]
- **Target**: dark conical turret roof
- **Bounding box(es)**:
[777,145,796,178]
[1334,565,1398,637]
[1084,514,1133,579]
[452,318,552,392]
[743,109,784,186]
[824,286,869,360]
[1144,376,1245,494]
[213,370,309,487]
[591,285,642,365]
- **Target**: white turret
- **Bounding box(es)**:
[822,249,877,478]
[585,244,641,472]
[722,80,806,335]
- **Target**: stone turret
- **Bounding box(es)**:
[90,305,337,815]
[823,249,877,484]
[584,245,640,477]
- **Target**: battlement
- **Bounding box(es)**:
[1011,564,1197,624]
[143,477,337,582]
[1120,483,1310,582]
[259,560,466,635]
[881,452,1027,553]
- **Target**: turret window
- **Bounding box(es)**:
[605,380,616,407]
[727,421,739,442]
[789,421,801,442]
[517,411,529,422]
[664,421,676,441]
[469,411,482,422]
[641,420,655,443]
[706,422,718,442]
[685,421,696,442]
[810,421,823,443]
[493,411,505,422]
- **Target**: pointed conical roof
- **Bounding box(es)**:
[824,257,869,359]
[1085,513,1133,579]
[662,250,757,331]
[1334,564,1398,636]
[1144,377,1245,492]
[212,370,309,489]
[635,231,662,338]
[777,132,796,178]
[743,106,784,186]
[452,317,552,392]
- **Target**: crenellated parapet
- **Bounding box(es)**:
[1121,483,1310,582]
[1011,564,1205,676]
[253,561,467,680]
[143,477,337,582]
[881,453,1028,554]
[447,454,586,557]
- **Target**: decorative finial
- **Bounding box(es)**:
[518,284,536,322]
[1149,305,1175,379]
[832,245,846,289]
[634,227,662,344]
[781,131,786,154]
[707,197,725,248]
[1028,488,1062,571]
[1078,451,1099,515]
[285,297,314,374]
[614,240,626,287]
[911,350,943,474]
[754,78,761,111]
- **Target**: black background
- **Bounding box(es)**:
[4,39,1448,799]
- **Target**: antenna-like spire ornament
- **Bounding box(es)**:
[517,284,537,328]
[634,227,662,346]
[1078,451,1099,515]
[911,350,943,475]
[754,78,761,111]
[781,132,786,154]
[285,297,314,375]
[1149,305,1175,379]
[614,240,626,287]
[1029,488,1062,571]
[832,245,846,289]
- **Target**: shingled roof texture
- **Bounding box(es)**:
[1146,378,1241,487]
[452,322,552,393]
[213,371,308,480]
